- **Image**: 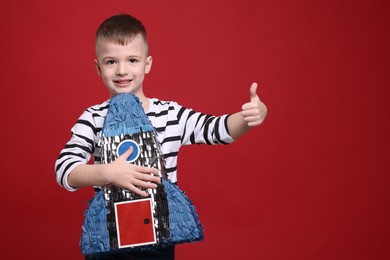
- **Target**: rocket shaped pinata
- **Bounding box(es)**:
[81,93,203,256]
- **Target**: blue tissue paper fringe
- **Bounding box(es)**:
[162,178,204,244]
[80,190,110,255]
[102,93,155,137]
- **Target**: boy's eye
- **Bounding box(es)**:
[129,58,138,63]
[106,60,116,65]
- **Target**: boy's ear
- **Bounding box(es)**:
[145,56,153,74]
[94,59,102,76]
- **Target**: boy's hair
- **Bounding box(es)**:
[96,14,149,53]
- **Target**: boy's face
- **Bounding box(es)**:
[95,34,152,98]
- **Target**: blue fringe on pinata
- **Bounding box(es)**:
[162,178,204,244]
[80,190,110,255]
[102,93,155,137]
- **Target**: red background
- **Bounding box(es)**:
[1,0,389,259]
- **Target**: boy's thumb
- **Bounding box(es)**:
[250,82,259,101]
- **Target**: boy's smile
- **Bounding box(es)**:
[95,34,152,99]
[114,79,132,87]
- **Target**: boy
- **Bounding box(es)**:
[55,14,267,259]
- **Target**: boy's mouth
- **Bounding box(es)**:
[113,79,132,86]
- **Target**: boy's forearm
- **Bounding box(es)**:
[67,164,110,189]
[227,112,251,140]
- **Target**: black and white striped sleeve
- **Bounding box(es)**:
[177,104,235,146]
[147,100,235,183]
[55,109,98,192]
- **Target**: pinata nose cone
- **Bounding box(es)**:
[111,92,139,102]
[102,93,155,137]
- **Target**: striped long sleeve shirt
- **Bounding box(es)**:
[55,98,235,192]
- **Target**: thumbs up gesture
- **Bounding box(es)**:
[241,83,267,127]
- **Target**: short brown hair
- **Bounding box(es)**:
[96,14,148,52]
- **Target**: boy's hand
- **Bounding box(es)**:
[241,83,268,127]
[106,146,161,197]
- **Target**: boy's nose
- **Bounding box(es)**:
[116,63,129,76]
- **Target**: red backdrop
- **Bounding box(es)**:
[1,0,389,259]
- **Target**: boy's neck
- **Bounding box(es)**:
[134,90,149,112]
[133,88,149,112]
[139,96,150,113]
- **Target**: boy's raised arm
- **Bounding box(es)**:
[227,83,268,140]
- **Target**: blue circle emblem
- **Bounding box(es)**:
[116,140,140,163]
